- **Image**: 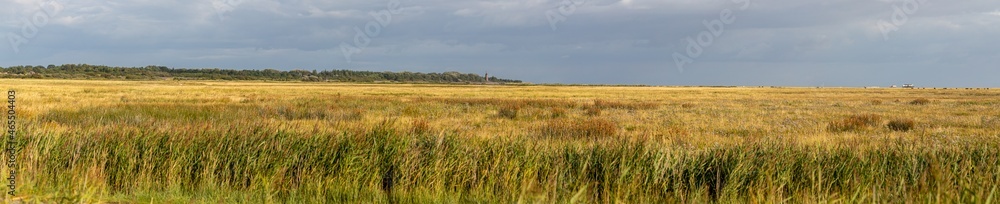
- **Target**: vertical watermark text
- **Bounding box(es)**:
[5,90,15,196]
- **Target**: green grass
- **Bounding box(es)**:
[10,116,1000,203]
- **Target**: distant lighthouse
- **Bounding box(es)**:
[484,72,489,82]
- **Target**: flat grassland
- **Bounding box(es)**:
[2,79,999,203]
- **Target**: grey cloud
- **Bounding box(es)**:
[1,0,998,86]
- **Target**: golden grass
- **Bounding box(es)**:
[539,118,618,139]
[584,105,602,116]
[593,99,658,110]
[549,107,567,118]
[410,118,431,135]
[1,79,999,203]
[911,98,932,105]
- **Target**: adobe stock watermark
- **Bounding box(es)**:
[671,0,751,73]
[6,90,15,196]
[340,0,404,63]
[546,0,586,31]
[212,0,245,21]
[876,0,928,41]
[7,0,63,54]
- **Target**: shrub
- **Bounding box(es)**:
[593,99,614,109]
[550,107,567,118]
[887,119,915,132]
[540,118,618,139]
[402,106,422,116]
[584,105,602,116]
[344,109,364,120]
[828,114,883,132]
[910,98,931,105]
[498,104,520,119]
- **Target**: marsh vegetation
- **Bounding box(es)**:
[2,80,999,203]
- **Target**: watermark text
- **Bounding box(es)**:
[877,0,928,41]
[6,90,15,196]
[212,0,245,21]
[340,0,403,63]
[546,0,586,31]
[7,0,63,54]
[672,0,750,73]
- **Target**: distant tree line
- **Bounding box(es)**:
[0,64,523,83]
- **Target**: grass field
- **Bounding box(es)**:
[2,79,999,203]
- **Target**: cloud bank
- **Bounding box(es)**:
[2,0,998,86]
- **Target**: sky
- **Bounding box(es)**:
[1,0,999,87]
